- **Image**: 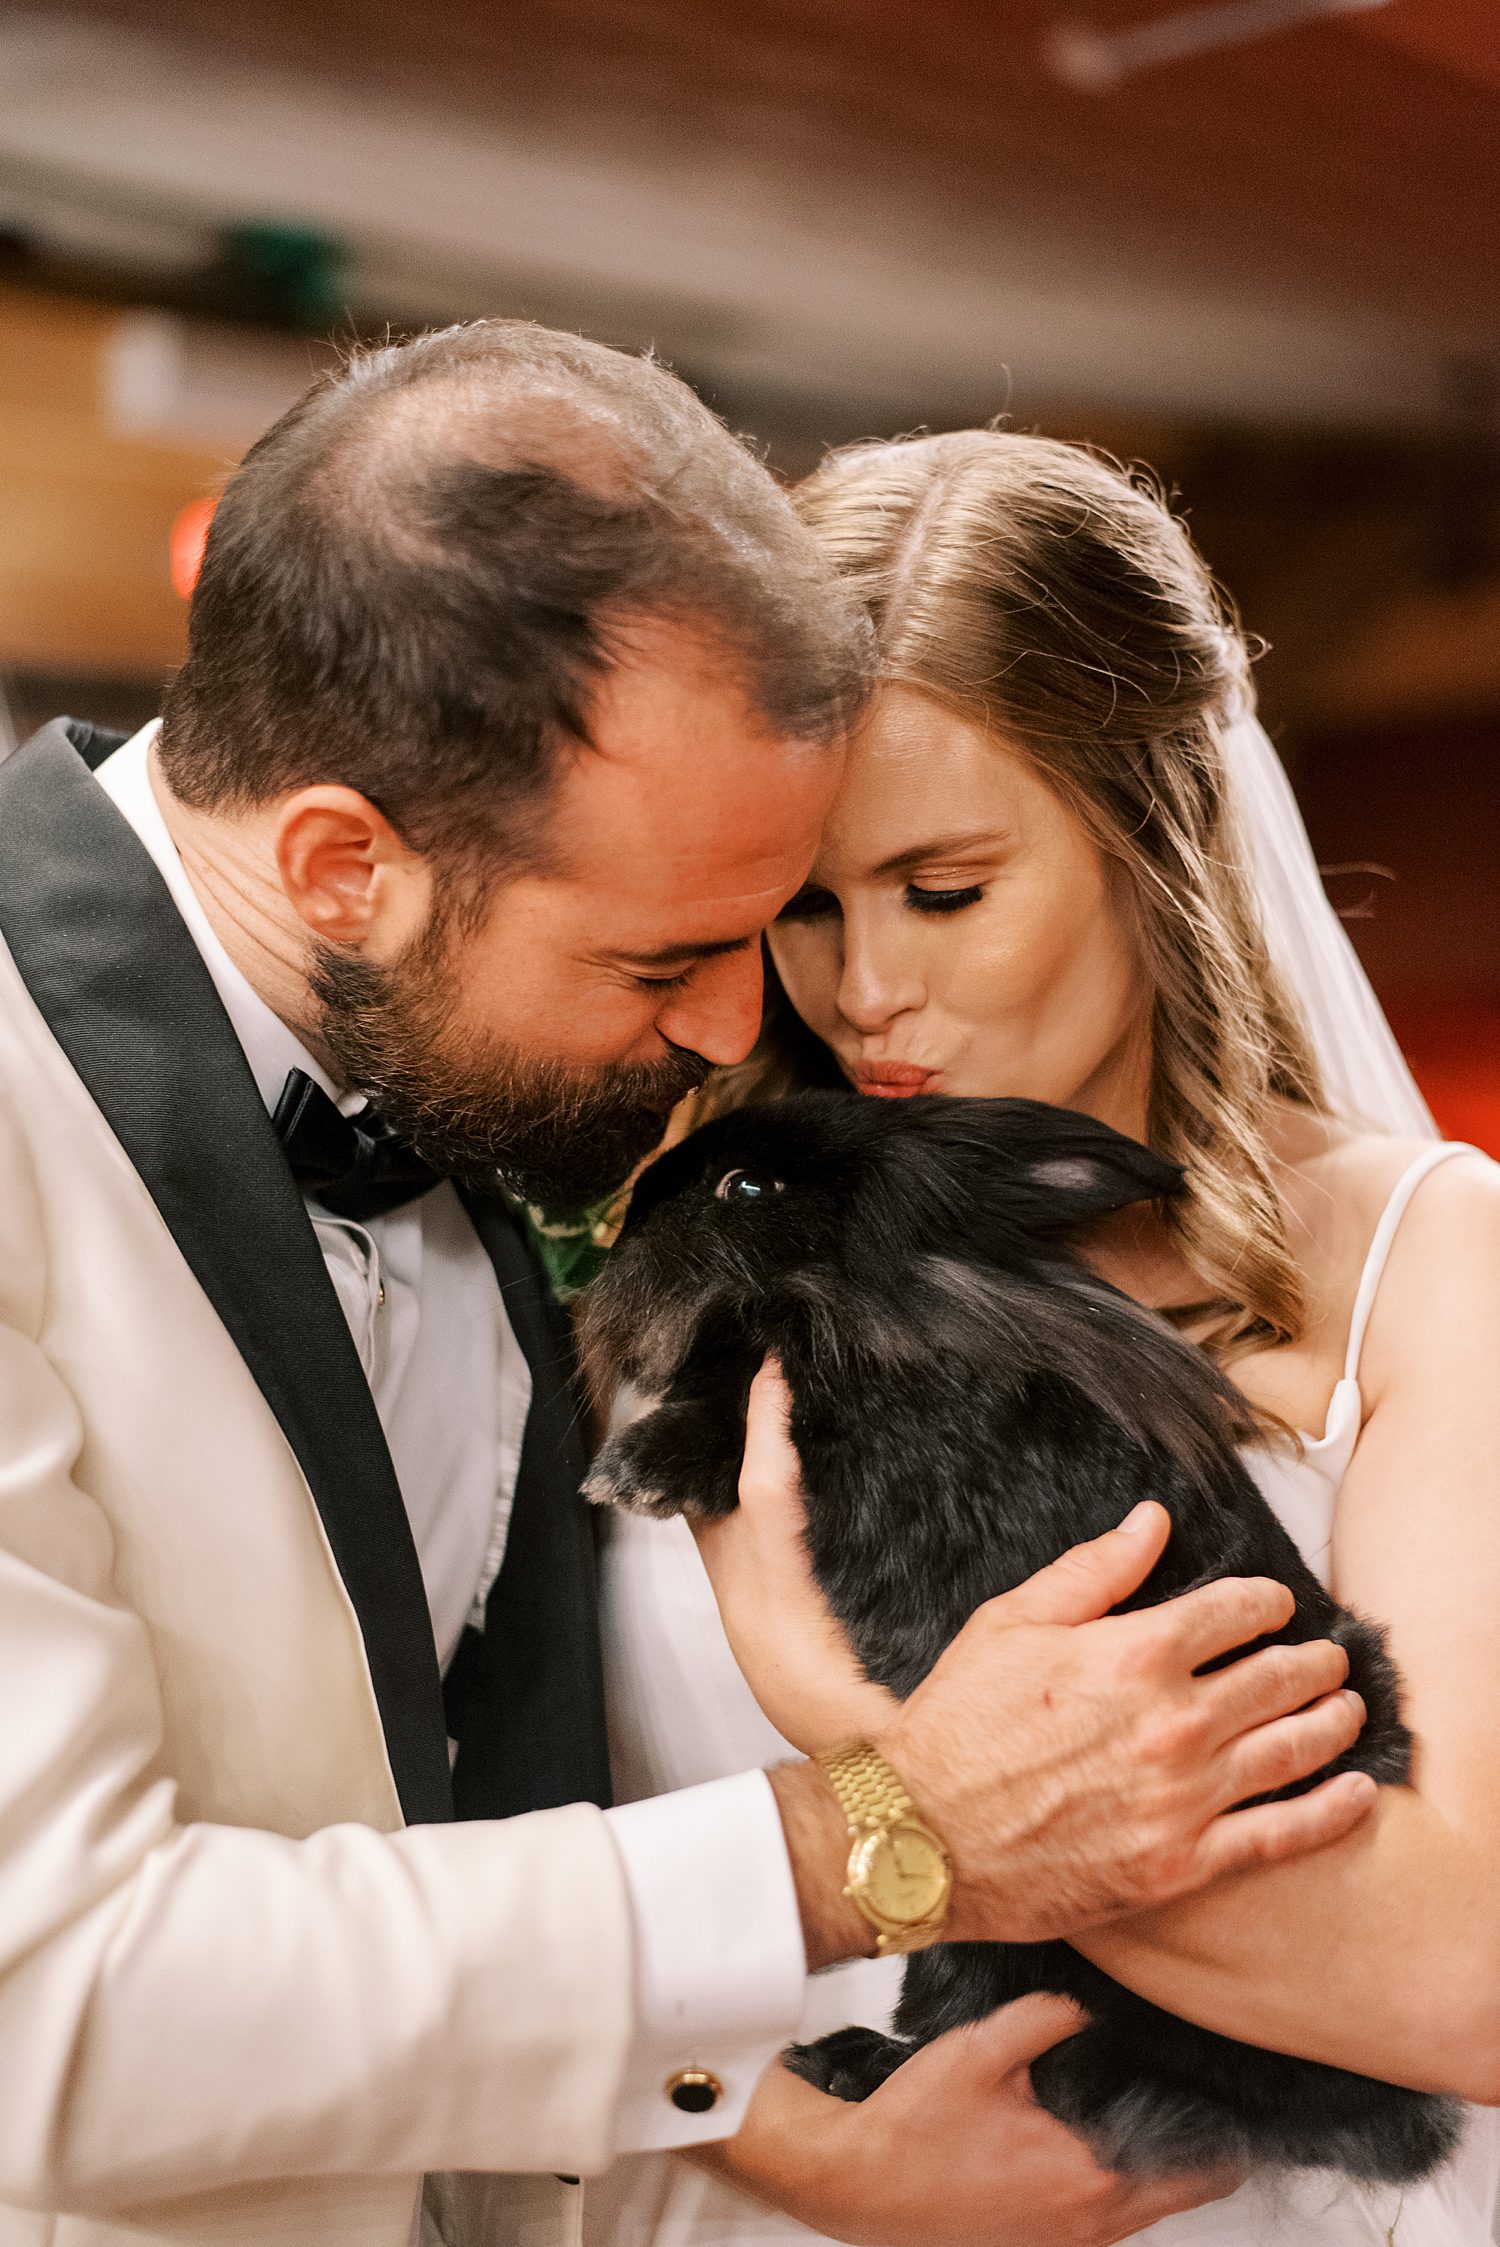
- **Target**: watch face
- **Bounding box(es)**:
[852,1821,951,1927]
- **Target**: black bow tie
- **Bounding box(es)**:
[272,1068,445,1222]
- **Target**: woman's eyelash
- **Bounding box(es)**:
[776,882,985,922]
[906,883,984,915]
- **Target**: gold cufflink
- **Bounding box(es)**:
[665,2067,723,2114]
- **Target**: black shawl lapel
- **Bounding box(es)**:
[446,1193,612,1819]
[0,722,453,1826]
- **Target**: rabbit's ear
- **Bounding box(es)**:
[1025,1143,1183,1217]
[924,1098,1183,1236]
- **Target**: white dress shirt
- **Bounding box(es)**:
[95,723,808,2155]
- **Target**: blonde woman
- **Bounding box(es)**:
[590,433,1500,2247]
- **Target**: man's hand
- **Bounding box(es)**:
[878,1524,1372,1945]
[699,1364,1376,1953]
[702,1997,1243,2247]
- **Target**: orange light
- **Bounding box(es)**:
[169,496,216,600]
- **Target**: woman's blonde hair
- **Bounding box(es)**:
[713,429,1327,1364]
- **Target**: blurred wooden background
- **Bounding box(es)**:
[1,0,1495,1132]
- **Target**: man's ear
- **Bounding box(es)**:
[916,1097,1183,1239]
[275,787,433,951]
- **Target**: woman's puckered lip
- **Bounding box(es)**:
[848,1061,941,1097]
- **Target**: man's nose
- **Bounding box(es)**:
[836,915,923,1036]
[657,944,765,1067]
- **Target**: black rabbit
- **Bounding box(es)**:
[580,1089,1458,2185]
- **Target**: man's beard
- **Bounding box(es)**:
[308,920,711,1208]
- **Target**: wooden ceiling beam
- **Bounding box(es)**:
[44,0,1500,331]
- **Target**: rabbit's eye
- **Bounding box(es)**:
[714,1169,784,1203]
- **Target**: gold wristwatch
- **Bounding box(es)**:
[816,1741,953,1956]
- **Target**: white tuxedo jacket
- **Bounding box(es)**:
[0,724,636,2247]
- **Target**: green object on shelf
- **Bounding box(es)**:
[220,220,349,329]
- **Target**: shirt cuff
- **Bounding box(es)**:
[603,1769,808,2152]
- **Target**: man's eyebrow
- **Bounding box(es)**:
[609,934,757,970]
[872,830,1012,878]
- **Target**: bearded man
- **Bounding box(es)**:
[0,322,1371,2247]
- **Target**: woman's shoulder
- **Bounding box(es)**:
[1278,1116,1500,1244]
[1275,1114,1500,1393]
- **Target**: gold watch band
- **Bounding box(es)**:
[817,1740,917,1831]
[815,1740,952,1956]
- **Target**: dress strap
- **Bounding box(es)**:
[1342,1141,1476,1384]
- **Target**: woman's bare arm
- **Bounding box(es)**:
[1077,1155,1500,2101]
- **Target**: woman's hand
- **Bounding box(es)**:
[700,1998,1243,2246]
[691,1362,895,1751]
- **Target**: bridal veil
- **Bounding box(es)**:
[1223,702,1438,1143]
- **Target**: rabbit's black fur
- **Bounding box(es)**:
[581,1090,1458,2185]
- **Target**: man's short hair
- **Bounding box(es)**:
[158,321,871,873]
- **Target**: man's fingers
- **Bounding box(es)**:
[1201,1636,1351,1746]
[1218,1689,1367,1806]
[1161,1575,1297,1668]
[1195,1768,1378,1885]
[954,2004,1243,2247]
[997,1502,1172,1628]
[737,1359,801,1513]
[964,1993,1092,2082]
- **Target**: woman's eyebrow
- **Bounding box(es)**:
[871,830,1011,877]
